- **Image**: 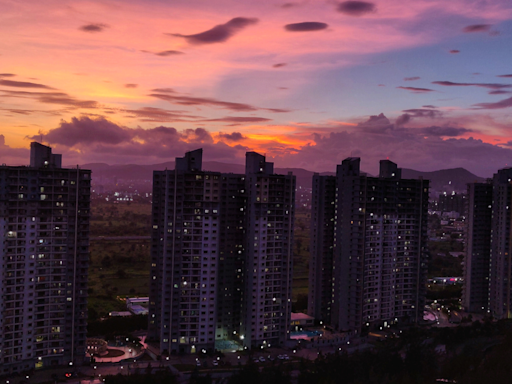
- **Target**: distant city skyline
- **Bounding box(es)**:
[1,0,512,176]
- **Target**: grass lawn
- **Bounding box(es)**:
[87,200,313,320]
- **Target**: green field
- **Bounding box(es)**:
[88,239,151,319]
[87,200,312,320]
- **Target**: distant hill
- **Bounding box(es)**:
[79,161,484,192]
[401,167,485,193]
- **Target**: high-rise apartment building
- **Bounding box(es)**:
[463,181,492,314]
[488,168,512,319]
[308,175,336,323]
[0,143,90,376]
[309,158,429,332]
[465,168,512,318]
[148,149,295,354]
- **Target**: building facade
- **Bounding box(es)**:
[308,174,336,323]
[0,143,90,376]
[464,169,512,319]
[148,150,295,354]
[463,181,492,314]
[309,158,429,332]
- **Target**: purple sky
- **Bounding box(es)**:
[1,0,512,176]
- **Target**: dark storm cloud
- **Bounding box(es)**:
[218,132,245,141]
[432,81,512,90]
[420,126,472,137]
[124,84,138,88]
[150,91,290,113]
[462,24,491,33]
[284,22,328,32]
[169,17,258,44]
[357,113,453,136]
[0,79,54,89]
[28,116,247,164]
[276,113,506,177]
[473,96,512,109]
[395,114,410,126]
[397,86,434,93]
[402,108,442,118]
[273,63,287,68]
[155,50,184,56]
[32,116,131,146]
[404,77,420,81]
[337,1,376,16]
[79,23,109,32]
[497,74,512,78]
[356,113,394,134]
[449,50,460,54]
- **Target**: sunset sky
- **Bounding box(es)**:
[1,0,512,176]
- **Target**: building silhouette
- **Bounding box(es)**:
[148,149,295,354]
[0,143,90,376]
[309,158,429,331]
[463,181,492,314]
[437,192,467,216]
[465,169,512,318]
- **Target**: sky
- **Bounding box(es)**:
[1,0,512,176]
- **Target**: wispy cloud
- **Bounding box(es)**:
[0,79,54,90]
[432,81,512,90]
[462,24,491,33]
[155,50,184,56]
[150,91,290,113]
[473,96,512,109]
[337,1,376,16]
[397,86,434,93]
[1,89,98,109]
[169,17,258,44]
[284,22,328,32]
[79,23,109,33]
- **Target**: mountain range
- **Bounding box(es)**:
[79,161,486,193]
